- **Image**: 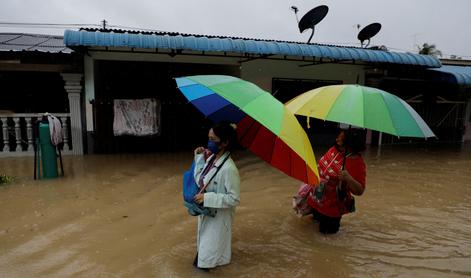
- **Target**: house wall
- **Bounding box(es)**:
[83,51,368,152]
[84,51,244,153]
[82,49,469,153]
[86,51,366,99]
[240,59,365,92]
[240,60,367,146]
[84,50,242,113]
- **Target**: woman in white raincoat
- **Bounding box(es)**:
[193,122,240,270]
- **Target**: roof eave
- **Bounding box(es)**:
[64,29,442,68]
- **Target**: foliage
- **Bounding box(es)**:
[418,43,442,57]
[0,174,14,185]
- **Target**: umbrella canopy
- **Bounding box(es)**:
[286,84,435,138]
[175,75,319,185]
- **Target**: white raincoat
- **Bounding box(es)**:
[194,151,240,268]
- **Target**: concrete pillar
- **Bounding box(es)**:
[84,55,95,132]
[61,73,84,155]
[84,56,96,153]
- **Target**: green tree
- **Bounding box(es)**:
[418,43,442,57]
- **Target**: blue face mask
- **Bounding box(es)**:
[207,139,221,154]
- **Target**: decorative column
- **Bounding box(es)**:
[61,73,84,155]
[1,117,9,152]
[13,117,22,152]
[26,117,34,151]
[60,116,70,150]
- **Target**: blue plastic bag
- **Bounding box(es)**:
[183,162,199,203]
[182,162,214,217]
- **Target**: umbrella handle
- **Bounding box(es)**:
[337,152,349,201]
[341,125,352,170]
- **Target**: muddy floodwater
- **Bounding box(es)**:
[1,144,470,277]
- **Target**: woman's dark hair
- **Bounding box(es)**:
[212,122,238,151]
[343,128,366,153]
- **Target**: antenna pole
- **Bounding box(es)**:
[291,6,299,23]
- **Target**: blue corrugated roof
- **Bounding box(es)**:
[429,65,471,86]
[64,29,441,68]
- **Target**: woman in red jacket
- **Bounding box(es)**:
[308,129,366,234]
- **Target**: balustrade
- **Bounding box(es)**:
[0,113,72,156]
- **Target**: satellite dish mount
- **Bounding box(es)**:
[292,5,329,44]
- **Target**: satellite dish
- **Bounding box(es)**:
[292,5,329,43]
[357,23,382,48]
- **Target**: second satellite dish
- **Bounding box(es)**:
[357,23,382,48]
[292,5,329,43]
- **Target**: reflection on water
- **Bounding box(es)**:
[0,144,470,277]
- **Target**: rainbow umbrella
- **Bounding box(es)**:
[175,75,319,185]
[286,84,435,138]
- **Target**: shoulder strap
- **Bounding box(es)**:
[342,152,349,170]
[342,152,355,170]
[198,152,231,194]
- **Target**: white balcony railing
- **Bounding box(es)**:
[0,113,72,157]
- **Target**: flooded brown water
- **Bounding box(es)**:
[1,144,471,277]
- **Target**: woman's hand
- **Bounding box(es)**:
[338,170,352,182]
[339,170,364,196]
[194,146,205,155]
[194,193,204,204]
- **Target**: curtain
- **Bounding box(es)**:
[113,98,160,136]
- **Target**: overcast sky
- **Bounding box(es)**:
[1,0,470,59]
